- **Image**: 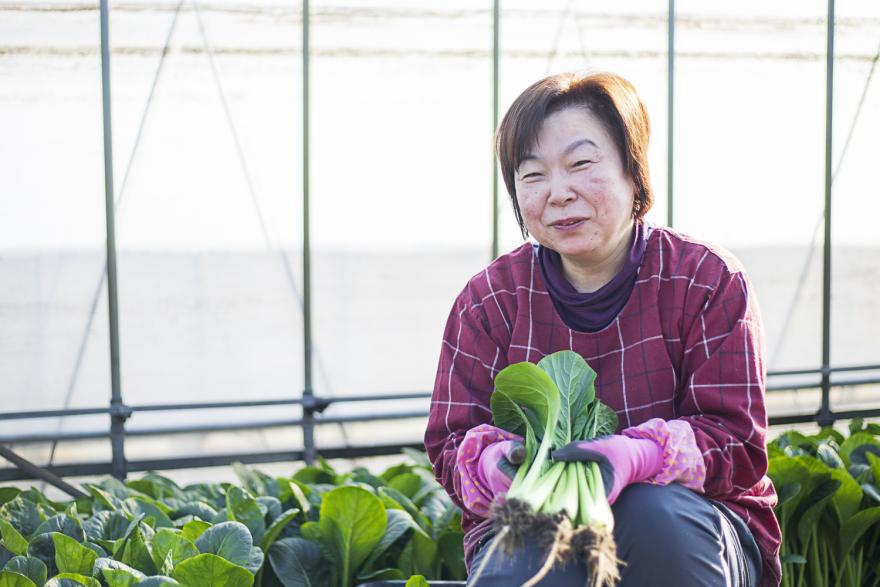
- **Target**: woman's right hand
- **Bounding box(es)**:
[456,424,524,516]
[477,439,526,495]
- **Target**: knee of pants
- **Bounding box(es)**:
[612,483,716,569]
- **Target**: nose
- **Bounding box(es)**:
[547,172,576,206]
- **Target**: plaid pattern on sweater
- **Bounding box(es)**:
[424,227,782,586]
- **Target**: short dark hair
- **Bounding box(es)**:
[496,71,654,238]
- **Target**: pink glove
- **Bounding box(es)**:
[477,439,526,496]
[456,424,523,517]
[551,434,663,504]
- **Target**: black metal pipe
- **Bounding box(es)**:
[0,445,87,498]
[491,0,499,260]
[818,0,835,429]
[666,0,674,228]
[99,0,127,481]
[301,0,315,466]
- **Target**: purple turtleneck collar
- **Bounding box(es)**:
[538,221,653,333]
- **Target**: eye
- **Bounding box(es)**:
[573,159,593,167]
[519,171,543,181]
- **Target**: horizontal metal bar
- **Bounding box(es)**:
[767,376,880,393]
[0,411,429,444]
[769,406,880,427]
[768,364,880,377]
[0,407,112,420]
[0,442,426,482]
[130,399,305,411]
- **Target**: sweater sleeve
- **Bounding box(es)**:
[424,289,510,514]
[674,264,769,498]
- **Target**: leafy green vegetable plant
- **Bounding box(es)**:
[477,350,620,587]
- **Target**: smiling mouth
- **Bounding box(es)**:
[551,218,587,228]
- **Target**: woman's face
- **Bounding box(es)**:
[515,107,636,267]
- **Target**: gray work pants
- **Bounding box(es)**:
[467,483,762,587]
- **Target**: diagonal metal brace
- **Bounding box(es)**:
[0,444,87,499]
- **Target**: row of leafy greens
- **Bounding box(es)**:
[768,418,880,587]
[0,450,464,587]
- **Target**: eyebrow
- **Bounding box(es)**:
[519,138,599,166]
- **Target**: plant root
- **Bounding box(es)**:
[569,525,622,587]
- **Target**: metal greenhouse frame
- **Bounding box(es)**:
[2,0,879,494]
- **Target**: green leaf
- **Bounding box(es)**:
[829,468,862,525]
[491,361,562,500]
[258,509,300,552]
[267,538,328,587]
[26,534,57,578]
[593,402,619,437]
[82,486,118,513]
[2,556,46,587]
[93,558,146,581]
[118,526,156,576]
[537,350,596,444]
[100,569,140,587]
[796,477,840,546]
[838,506,880,561]
[0,572,37,587]
[360,509,414,571]
[52,533,97,576]
[0,519,29,556]
[195,522,253,568]
[318,486,386,584]
[404,576,428,587]
[781,554,807,565]
[256,497,282,524]
[150,529,198,571]
[127,501,172,530]
[839,432,880,468]
[33,516,85,544]
[387,475,422,500]
[180,520,211,543]
[377,488,428,532]
[172,502,217,523]
[0,489,21,507]
[437,530,466,579]
[231,463,279,499]
[171,553,254,587]
[279,482,310,516]
[134,577,184,587]
[411,531,437,575]
[224,488,266,544]
[867,452,880,485]
[46,573,100,587]
[0,499,45,539]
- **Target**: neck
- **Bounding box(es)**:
[560,221,635,293]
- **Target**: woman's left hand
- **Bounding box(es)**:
[551,434,664,504]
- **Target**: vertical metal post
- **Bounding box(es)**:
[666,0,674,228]
[491,0,500,260]
[99,0,127,479]
[819,0,835,427]
[301,0,316,464]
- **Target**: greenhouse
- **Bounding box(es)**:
[1,0,879,585]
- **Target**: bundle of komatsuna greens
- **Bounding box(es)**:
[471,350,621,587]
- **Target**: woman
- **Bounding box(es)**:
[424,71,781,586]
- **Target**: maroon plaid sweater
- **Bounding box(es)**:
[425,227,782,586]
